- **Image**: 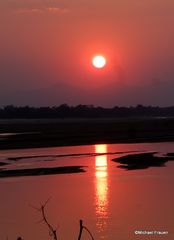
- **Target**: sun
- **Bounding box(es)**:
[92,55,106,68]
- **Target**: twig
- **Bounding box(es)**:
[31,199,58,240]
[30,201,94,240]
[78,219,94,240]
[78,220,83,240]
[83,226,94,240]
[40,204,58,240]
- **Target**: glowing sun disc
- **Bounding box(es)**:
[92,55,106,68]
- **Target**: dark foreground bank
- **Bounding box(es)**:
[0,117,174,150]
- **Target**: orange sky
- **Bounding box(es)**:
[0,0,174,106]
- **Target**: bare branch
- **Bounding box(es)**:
[83,226,94,240]
[78,220,83,240]
[40,202,58,240]
[78,220,94,240]
[42,197,51,208]
[31,199,58,240]
[28,203,40,211]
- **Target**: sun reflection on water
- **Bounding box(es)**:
[95,144,109,236]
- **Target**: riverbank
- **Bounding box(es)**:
[0,117,174,150]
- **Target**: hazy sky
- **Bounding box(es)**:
[1,0,174,107]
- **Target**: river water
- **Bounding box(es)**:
[0,142,174,240]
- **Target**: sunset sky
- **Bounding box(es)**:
[1,0,174,107]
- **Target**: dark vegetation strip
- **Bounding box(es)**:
[0,162,8,166]
[1,104,174,118]
[112,152,174,170]
[165,152,174,156]
[0,166,85,178]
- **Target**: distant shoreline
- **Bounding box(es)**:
[0,117,174,150]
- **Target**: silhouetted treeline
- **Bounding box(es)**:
[1,104,174,119]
